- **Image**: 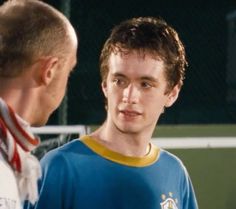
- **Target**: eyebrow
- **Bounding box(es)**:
[111,72,126,78]
[140,76,159,83]
[111,73,159,83]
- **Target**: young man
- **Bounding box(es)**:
[0,0,78,208]
[28,17,198,209]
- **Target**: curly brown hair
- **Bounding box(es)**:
[100,17,187,93]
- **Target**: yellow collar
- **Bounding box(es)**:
[80,135,160,167]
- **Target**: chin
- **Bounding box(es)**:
[116,124,141,134]
[120,128,140,135]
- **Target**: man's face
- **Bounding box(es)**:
[102,51,179,134]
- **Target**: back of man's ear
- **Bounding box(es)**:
[40,57,59,85]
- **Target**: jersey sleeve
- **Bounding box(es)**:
[24,150,74,209]
[182,166,199,209]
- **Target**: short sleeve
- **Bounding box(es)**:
[182,166,199,209]
[24,150,74,209]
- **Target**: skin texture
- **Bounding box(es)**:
[0,23,77,127]
[91,51,180,156]
[36,28,78,126]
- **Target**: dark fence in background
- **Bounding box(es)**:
[55,0,236,125]
[1,0,236,125]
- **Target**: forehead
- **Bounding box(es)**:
[108,51,166,79]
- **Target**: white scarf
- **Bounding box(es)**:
[0,98,41,204]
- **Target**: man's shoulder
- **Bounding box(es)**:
[40,138,90,165]
[53,138,83,153]
[158,149,187,171]
[39,138,96,180]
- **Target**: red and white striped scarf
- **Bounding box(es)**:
[0,98,41,204]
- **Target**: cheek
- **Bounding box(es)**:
[62,77,69,91]
[106,88,121,107]
[144,94,167,110]
[52,74,69,100]
[107,91,117,105]
[58,72,70,92]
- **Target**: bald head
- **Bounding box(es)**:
[0,0,78,77]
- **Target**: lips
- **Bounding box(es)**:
[119,110,141,117]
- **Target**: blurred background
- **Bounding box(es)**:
[1,0,236,208]
[46,0,236,126]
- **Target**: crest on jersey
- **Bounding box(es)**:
[160,192,178,209]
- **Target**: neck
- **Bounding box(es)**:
[91,120,154,157]
[0,78,38,125]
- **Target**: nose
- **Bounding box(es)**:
[122,84,139,104]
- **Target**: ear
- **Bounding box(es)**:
[165,85,181,107]
[101,80,108,98]
[40,57,59,85]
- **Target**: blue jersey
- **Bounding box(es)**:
[25,135,198,209]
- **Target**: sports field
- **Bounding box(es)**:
[34,124,236,209]
[171,147,236,209]
[153,124,236,137]
[152,124,236,209]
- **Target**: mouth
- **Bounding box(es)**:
[119,110,142,118]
